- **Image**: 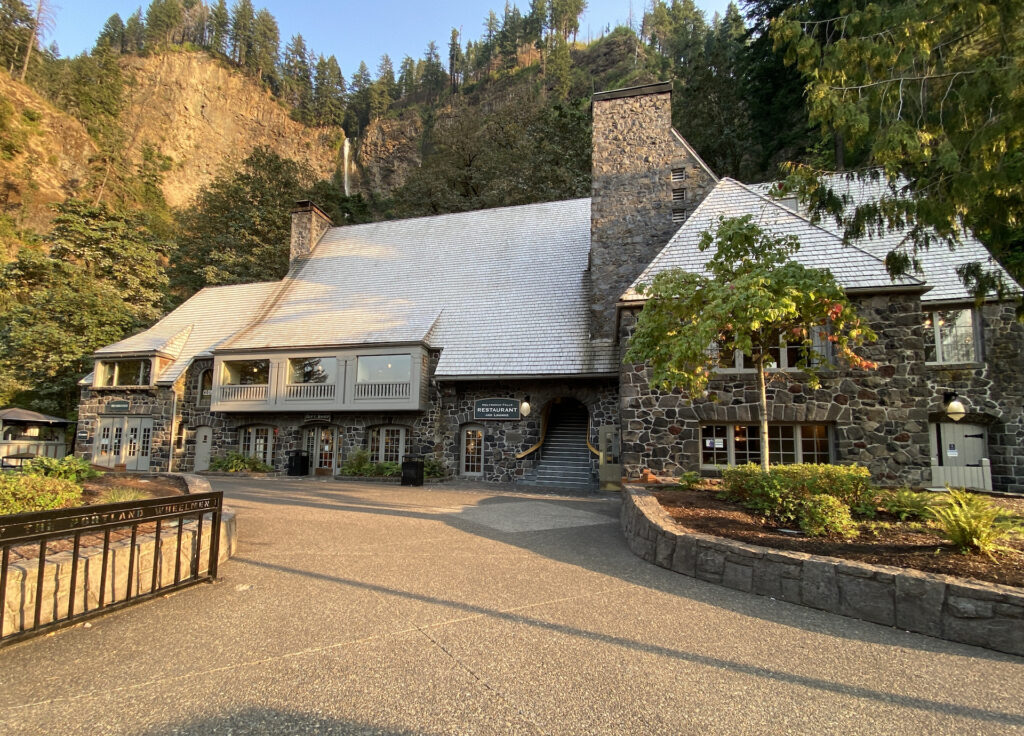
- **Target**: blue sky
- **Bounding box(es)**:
[49,0,734,78]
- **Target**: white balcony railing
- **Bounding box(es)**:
[285,383,336,401]
[354,381,411,400]
[219,384,268,402]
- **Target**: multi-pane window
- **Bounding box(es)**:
[700,424,832,467]
[140,426,151,458]
[100,359,152,387]
[222,360,270,385]
[305,427,336,470]
[239,426,274,465]
[714,330,832,371]
[367,426,407,464]
[462,427,483,476]
[923,309,978,364]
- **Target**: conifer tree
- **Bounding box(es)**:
[209,0,229,54]
[144,0,183,49]
[447,28,462,92]
[397,55,417,99]
[228,0,255,66]
[123,9,145,53]
[312,54,346,127]
[94,13,125,53]
[281,33,313,122]
[420,41,446,104]
[251,8,279,86]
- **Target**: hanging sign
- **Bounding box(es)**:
[473,398,521,421]
[105,400,130,413]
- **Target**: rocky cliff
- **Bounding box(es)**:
[119,53,343,208]
[354,112,423,196]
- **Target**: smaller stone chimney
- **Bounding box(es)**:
[290,201,332,265]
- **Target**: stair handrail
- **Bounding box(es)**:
[515,403,551,459]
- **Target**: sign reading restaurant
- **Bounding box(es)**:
[473,398,520,421]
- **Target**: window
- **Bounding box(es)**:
[174,423,185,451]
[289,357,335,384]
[197,369,213,406]
[367,426,407,464]
[462,426,484,476]
[239,426,274,465]
[924,309,978,364]
[357,355,411,383]
[701,424,832,467]
[100,359,152,387]
[222,360,270,385]
[713,330,832,371]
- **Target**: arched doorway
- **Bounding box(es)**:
[304,425,340,475]
[528,398,593,489]
[194,426,213,472]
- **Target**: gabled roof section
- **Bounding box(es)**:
[219,199,618,377]
[671,128,718,185]
[94,283,280,385]
[623,178,925,302]
[751,175,1022,303]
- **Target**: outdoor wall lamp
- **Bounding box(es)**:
[520,397,531,417]
[944,391,967,422]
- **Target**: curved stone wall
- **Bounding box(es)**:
[621,487,1024,657]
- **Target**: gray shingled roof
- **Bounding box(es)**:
[751,175,1021,303]
[221,199,617,377]
[94,283,280,385]
[623,178,924,302]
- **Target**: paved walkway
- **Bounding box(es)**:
[1,478,1022,735]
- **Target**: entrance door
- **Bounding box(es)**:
[305,426,338,475]
[93,416,154,470]
[932,423,987,467]
[194,426,212,472]
[461,426,483,476]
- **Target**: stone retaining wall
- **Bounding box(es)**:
[621,487,1023,657]
[2,474,237,639]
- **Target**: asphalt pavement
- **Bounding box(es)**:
[0,477,1021,735]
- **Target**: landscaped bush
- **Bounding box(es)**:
[927,489,1024,557]
[676,471,701,490]
[762,464,876,517]
[721,465,802,524]
[0,474,83,515]
[339,450,373,476]
[22,455,100,483]
[881,488,944,521]
[374,461,401,477]
[424,456,447,479]
[97,487,150,504]
[798,494,858,538]
[209,451,273,473]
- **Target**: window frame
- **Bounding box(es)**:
[923,307,980,365]
[222,360,271,386]
[288,356,335,385]
[197,369,213,407]
[461,424,485,477]
[367,425,408,464]
[700,424,833,468]
[239,425,275,466]
[99,358,153,387]
[713,329,833,373]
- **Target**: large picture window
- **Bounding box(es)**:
[924,309,978,364]
[289,357,334,384]
[239,426,274,466]
[100,359,152,387]
[222,360,270,385]
[367,426,407,464]
[713,330,832,372]
[355,355,412,400]
[701,424,832,467]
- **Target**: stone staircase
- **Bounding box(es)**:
[520,405,595,491]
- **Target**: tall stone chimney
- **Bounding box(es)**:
[290,201,332,266]
[589,82,716,339]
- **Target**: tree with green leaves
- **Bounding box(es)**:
[123,9,145,53]
[0,0,34,74]
[94,13,125,53]
[144,0,183,49]
[312,54,346,127]
[625,215,877,471]
[209,0,229,54]
[771,0,1024,290]
[228,0,254,66]
[251,8,279,87]
[420,41,447,103]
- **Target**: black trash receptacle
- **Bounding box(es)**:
[401,455,424,486]
[287,449,310,476]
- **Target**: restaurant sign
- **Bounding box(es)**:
[105,400,130,413]
[473,398,520,421]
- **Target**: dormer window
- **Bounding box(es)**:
[100,359,152,387]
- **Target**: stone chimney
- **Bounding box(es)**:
[290,201,332,265]
[589,82,716,339]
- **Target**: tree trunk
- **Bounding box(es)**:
[19,0,43,83]
[757,360,769,472]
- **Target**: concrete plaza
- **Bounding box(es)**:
[0,477,1021,735]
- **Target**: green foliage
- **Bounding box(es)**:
[773,0,1024,292]
[761,463,876,518]
[0,473,83,515]
[625,216,877,470]
[676,471,701,490]
[97,486,150,503]
[339,449,373,477]
[22,455,101,483]
[209,451,273,473]
[424,456,448,479]
[881,488,944,522]
[374,461,401,478]
[927,489,1024,557]
[798,493,857,537]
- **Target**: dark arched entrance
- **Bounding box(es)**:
[524,398,594,490]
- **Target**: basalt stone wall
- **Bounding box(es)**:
[76,387,178,472]
[926,301,1024,492]
[589,85,715,340]
[438,379,619,482]
[172,359,236,473]
[618,292,934,486]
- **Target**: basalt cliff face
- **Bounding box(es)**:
[118,53,344,208]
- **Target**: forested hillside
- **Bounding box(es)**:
[0,0,1019,417]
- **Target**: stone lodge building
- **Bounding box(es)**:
[76,82,1024,492]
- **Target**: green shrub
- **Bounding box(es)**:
[0,474,83,515]
[374,461,401,477]
[798,494,858,537]
[209,451,273,473]
[676,471,701,490]
[23,455,101,483]
[881,488,944,521]
[722,463,878,523]
[339,449,373,476]
[927,489,1024,557]
[424,456,447,478]
[97,487,150,504]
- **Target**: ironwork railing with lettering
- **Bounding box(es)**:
[285,383,336,401]
[219,384,268,402]
[354,382,411,400]
[0,492,223,647]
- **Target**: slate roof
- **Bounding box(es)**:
[751,175,1021,303]
[623,178,925,302]
[0,407,73,425]
[219,199,617,377]
[94,283,280,385]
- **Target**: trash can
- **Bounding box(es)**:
[401,455,424,486]
[287,449,310,476]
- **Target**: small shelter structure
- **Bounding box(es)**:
[0,408,73,468]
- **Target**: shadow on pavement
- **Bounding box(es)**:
[141,708,433,736]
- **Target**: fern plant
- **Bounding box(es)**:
[927,489,1023,557]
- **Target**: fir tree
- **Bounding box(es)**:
[312,54,346,127]
[209,0,229,54]
[95,13,125,53]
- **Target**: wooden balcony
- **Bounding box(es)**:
[284,383,336,401]
[354,381,411,400]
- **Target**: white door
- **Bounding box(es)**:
[94,417,153,470]
[461,426,484,476]
[933,423,987,467]
[194,426,213,472]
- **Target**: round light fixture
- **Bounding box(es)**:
[520,401,531,417]
[946,398,967,422]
